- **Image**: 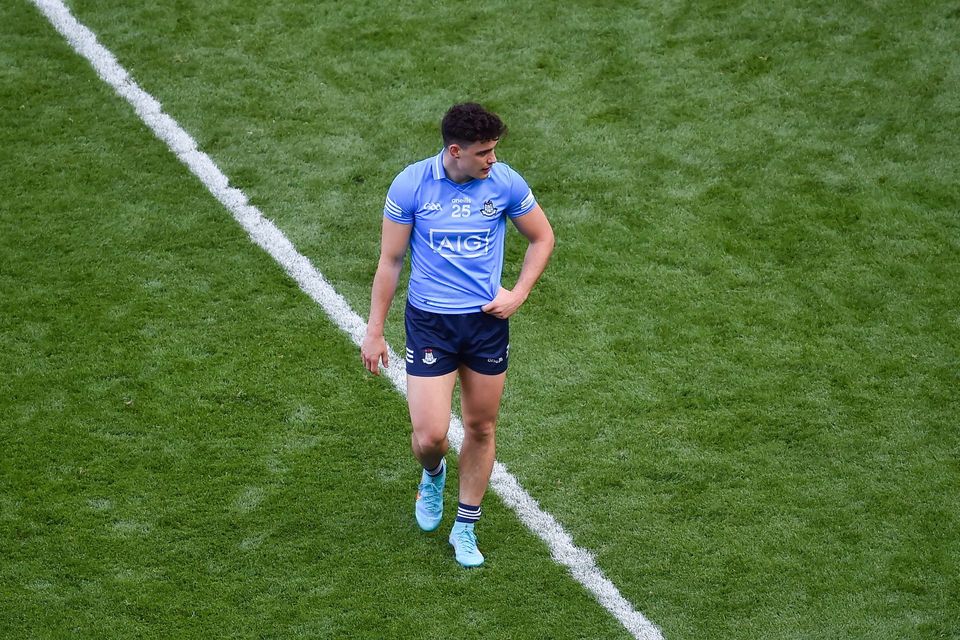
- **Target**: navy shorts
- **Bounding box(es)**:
[404,302,509,377]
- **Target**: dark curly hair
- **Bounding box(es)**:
[441,103,507,147]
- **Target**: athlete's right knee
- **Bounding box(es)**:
[412,428,448,454]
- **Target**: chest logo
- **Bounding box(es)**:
[429,229,492,259]
[481,200,498,217]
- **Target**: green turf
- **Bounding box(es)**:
[4,0,960,638]
[0,4,630,638]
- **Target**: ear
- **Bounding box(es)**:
[447,143,462,159]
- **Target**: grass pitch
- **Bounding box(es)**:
[3,0,959,638]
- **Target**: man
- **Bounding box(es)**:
[360,103,554,567]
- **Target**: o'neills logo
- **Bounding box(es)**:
[429,228,492,258]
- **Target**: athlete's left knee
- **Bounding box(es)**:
[463,418,496,442]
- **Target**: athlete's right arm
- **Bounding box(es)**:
[361,218,412,375]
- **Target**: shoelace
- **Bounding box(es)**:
[418,481,442,512]
[455,527,478,554]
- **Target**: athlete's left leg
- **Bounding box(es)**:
[448,365,505,566]
[456,365,506,506]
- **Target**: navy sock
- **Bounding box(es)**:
[456,502,481,524]
[424,459,445,477]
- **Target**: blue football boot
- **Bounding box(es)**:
[414,465,445,531]
[449,521,484,567]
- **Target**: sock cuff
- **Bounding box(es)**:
[456,502,481,523]
[424,458,445,477]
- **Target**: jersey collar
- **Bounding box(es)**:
[432,149,445,181]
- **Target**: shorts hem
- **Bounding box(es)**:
[406,364,459,377]
[461,361,509,376]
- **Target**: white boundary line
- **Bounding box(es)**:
[31,1,663,637]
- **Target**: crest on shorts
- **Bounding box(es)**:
[481,200,498,217]
[422,348,437,365]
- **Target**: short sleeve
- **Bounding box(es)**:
[503,166,537,219]
[383,168,416,224]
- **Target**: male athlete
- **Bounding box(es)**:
[360,103,554,567]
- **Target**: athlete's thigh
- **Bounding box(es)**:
[407,371,458,438]
[458,365,506,429]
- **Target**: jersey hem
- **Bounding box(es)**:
[407,299,486,315]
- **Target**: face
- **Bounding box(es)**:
[450,139,499,180]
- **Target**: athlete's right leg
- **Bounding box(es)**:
[407,370,458,468]
[407,371,458,531]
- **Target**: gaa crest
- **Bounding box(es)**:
[481,199,498,217]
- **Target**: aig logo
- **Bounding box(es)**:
[429,228,492,258]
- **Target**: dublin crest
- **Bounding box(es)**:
[481,199,498,217]
[422,348,437,365]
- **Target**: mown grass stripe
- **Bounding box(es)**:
[29,1,663,637]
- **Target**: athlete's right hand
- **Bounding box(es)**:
[360,333,388,375]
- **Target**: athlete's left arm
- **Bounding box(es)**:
[481,204,555,319]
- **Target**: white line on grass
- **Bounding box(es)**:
[31,1,664,638]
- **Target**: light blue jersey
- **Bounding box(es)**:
[384,150,537,313]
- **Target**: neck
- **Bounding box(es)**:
[441,149,471,184]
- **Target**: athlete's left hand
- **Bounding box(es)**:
[481,287,526,319]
